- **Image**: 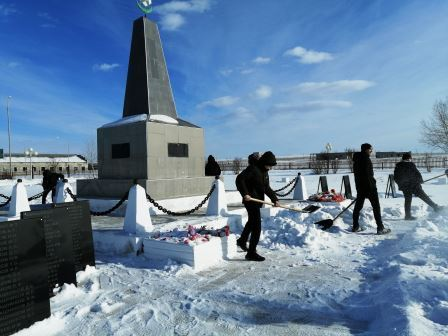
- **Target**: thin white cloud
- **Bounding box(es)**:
[7,62,20,68]
[294,80,376,95]
[284,46,334,64]
[160,13,185,30]
[156,0,212,14]
[38,12,58,28]
[0,4,17,16]
[253,85,272,99]
[197,95,240,109]
[155,0,213,31]
[92,63,120,72]
[240,68,254,75]
[274,100,352,112]
[219,69,233,77]
[253,57,271,65]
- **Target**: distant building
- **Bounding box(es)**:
[0,154,88,177]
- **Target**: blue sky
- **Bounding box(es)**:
[0,0,447,159]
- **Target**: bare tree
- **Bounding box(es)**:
[345,148,356,173]
[310,154,326,174]
[421,97,448,152]
[85,138,97,177]
[331,158,340,174]
[232,157,242,175]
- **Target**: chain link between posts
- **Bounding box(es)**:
[66,188,129,216]
[0,190,46,208]
[274,175,300,197]
[146,183,216,216]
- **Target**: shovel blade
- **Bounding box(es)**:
[315,219,334,230]
[302,205,320,213]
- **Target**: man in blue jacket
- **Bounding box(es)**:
[352,143,391,235]
[236,151,280,261]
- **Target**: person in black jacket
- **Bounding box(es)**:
[352,143,391,235]
[205,155,221,177]
[394,152,441,220]
[236,151,280,261]
[247,152,260,166]
[42,170,64,204]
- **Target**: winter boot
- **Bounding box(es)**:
[245,251,265,262]
[377,227,391,235]
[352,226,365,232]
[404,215,417,221]
[236,238,248,252]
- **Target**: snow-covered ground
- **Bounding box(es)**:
[2,169,448,336]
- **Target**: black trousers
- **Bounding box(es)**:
[403,184,437,217]
[42,188,55,204]
[239,203,262,253]
[353,190,383,229]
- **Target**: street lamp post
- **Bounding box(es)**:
[24,148,38,179]
[6,96,12,178]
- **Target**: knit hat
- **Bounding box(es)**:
[402,152,412,160]
[361,143,372,151]
[258,151,277,166]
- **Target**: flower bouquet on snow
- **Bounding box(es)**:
[308,189,345,202]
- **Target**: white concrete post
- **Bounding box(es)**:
[124,183,153,234]
[293,173,308,201]
[206,178,228,216]
[55,179,75,203]
[8,179,31,217]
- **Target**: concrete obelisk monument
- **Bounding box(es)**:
[77,1,214,199]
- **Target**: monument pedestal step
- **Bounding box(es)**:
[77,176,215,200]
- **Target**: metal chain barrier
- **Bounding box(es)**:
[0,198,11,208]
[275,176,300,197]
[28,191,45,201]
[146,184,216,216]
[66,188,129,216]
[274,176,298,192]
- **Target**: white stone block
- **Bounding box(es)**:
[206,179,228,216]
[124,184,153,234]
[143,234,237,271]
[293,174,308,201]
[93,230,144,255]
[55,180,75,203]
[8,180,30,218]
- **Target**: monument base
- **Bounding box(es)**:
[77,176,215,200]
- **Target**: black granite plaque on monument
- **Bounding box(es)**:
[54,201,95,272]
[21,207,77,296]
[0,218,50,336]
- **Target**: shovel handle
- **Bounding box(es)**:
[333,199,357,221]
[248,197,305,213]
[423,171,448,183]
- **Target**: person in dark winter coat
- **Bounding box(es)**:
[205,155,221,177]
[352,143,391,235]
[393,152,441,220]
[42,170,64,204]
[247,152,260,166]
[236,151,280,261]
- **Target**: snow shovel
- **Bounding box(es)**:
[314,199,357,230]
[248,197,320,213]
[422,169,448,183]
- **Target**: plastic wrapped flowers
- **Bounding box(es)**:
[308,189,345,202]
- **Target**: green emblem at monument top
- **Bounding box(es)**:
[136,0,152,15]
